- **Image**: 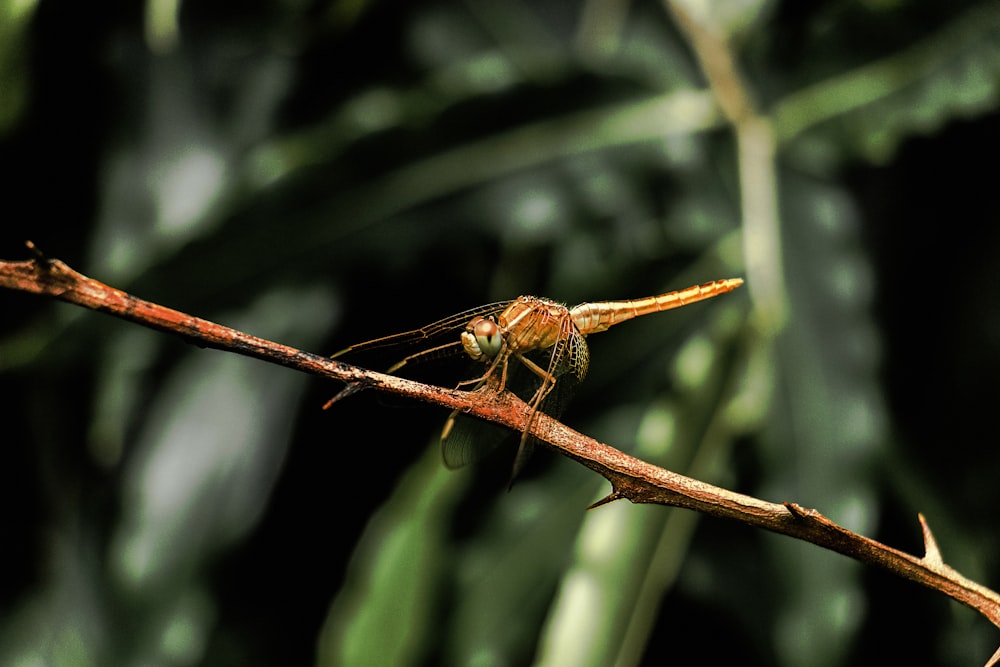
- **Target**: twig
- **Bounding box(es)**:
[2,244,999,652]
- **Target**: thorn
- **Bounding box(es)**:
[784,502,808,519]
[918,513,945,567]
[322,383,362,409]
[587,491,621,510]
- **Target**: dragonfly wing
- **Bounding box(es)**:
[331,301,514,358]
[329,300,517,394]
[440,409,512,469]
[439,347,581,472]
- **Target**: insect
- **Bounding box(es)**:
[327,278,744,480]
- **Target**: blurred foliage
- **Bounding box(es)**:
[1,1,999,666]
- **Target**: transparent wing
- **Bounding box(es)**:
[331,301,514,359]
[439,344,582,470]
[325,300,515,408]
[440,409,511,470]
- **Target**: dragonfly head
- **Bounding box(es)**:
[461,317,502,361]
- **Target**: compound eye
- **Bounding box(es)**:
[471,318,502,358]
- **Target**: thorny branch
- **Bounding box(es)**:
[2,244,999,665]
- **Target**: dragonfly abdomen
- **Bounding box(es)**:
[570,278,744,334]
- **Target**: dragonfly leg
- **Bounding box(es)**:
[503,352,561,485]
[455,350,509,392]
[514,354,557,405]
[507,377,555,487]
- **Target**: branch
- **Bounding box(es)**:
[3,244,999,657]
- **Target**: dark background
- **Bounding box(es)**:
[2,1,999,666]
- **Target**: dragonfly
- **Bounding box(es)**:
[326,278,744,480]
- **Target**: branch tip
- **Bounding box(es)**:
[25,240,47,262]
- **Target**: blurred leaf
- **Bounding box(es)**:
[759,176,887,667]
[316,440,468,667]
[0,0,39,133]
[776,2,1000,164]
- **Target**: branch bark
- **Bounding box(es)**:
[3,244,999,661]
